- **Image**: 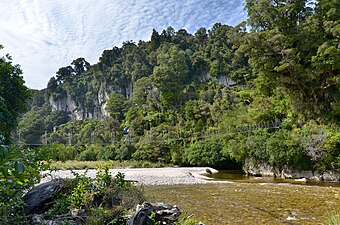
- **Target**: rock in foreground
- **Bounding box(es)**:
[128,202,182,225]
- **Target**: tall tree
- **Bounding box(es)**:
[0,45,30,144]
[150,29,161,50]
[151,44,189,107]
[71,57,90,76]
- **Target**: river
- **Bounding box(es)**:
[145,171,340,225]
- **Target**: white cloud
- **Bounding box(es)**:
[0,0,246,89]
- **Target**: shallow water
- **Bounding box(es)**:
[206,170,340,187]
[145,182,340,224]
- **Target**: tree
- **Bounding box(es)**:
[55,66,75,84]
[151,44,189,107]
[106,93,126,120]
[244,0,340,120]
[0,45,30,144]
[195,27,208,46]
[47,77,58,92]
[71,57,90,76]
[150,29,161,50]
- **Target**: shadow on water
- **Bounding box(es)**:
[206,170,340,187]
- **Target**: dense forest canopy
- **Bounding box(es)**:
[15,0,339,171]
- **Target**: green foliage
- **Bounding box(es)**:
[151,44,189,107]
[106,93,127,120]
[0,45,30,144]
[185,138,224,166]
[35,143,79,161]
[244,0,340,120]
[0,145,42,224]
[16,4,340,173]
[76,148,98,161]
[46,168,144,224]
[115,144,135,160]
[46,195,71,218]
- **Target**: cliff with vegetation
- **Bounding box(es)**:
[16,0,340,178]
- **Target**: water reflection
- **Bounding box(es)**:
[206,170,340,187]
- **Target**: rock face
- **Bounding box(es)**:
[245,158,340,181]
[128,202,181,225]
[49,90,110,121]
[199,73,237,87]
[48,72,236,121]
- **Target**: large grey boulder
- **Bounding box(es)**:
[24,179,67,215]
[128,202,181,225]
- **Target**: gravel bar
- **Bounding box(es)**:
[40,167,232,185]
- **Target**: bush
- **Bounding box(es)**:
[97,145,116,160]
[185,138,224,167]
[322,131,340,171]
[246,129,271,162]
[36,143,79,161]
[133,143,170,163]
[0,145,41,224]
[266,129,311,170]
[115,144,135,160]
[46,168,145,224]
[76,149,97,161]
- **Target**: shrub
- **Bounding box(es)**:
[185,138,224,167]
[97,145,116,160]
[322,131,340,171]
[0,145,41,224]
[115,144,135,160]
[266,129,311,170]
[245,129,270,162]
[46,168,145,224]
[36,143,79,161]
[76,149,97,161]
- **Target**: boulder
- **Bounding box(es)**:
[128,202,181,225]
[24,179,67,215]
[30,213,80,225]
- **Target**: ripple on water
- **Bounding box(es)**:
[145,182,340,225]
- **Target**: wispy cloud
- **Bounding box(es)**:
[0,0,246,89]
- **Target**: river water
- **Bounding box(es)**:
[206,170,340,187]
[145,170,340,225]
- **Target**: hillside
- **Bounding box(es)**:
[16,0,340,177]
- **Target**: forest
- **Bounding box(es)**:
[13,0,340,173]
[1,0,339,224]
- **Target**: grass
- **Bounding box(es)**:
[49,160,173,170]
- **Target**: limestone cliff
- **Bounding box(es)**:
[48,82,131,121]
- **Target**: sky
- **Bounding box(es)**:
[0,0,246,90]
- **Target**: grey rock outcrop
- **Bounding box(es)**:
[49,83,112,121]
[245,158,340,181]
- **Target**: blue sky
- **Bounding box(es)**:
[0,0,246,89]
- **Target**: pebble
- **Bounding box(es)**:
[40,167,232,186]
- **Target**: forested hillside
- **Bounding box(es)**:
[16,0,339,173]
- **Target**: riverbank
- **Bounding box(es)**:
[38,167,340,224]
[40,167,231,185]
